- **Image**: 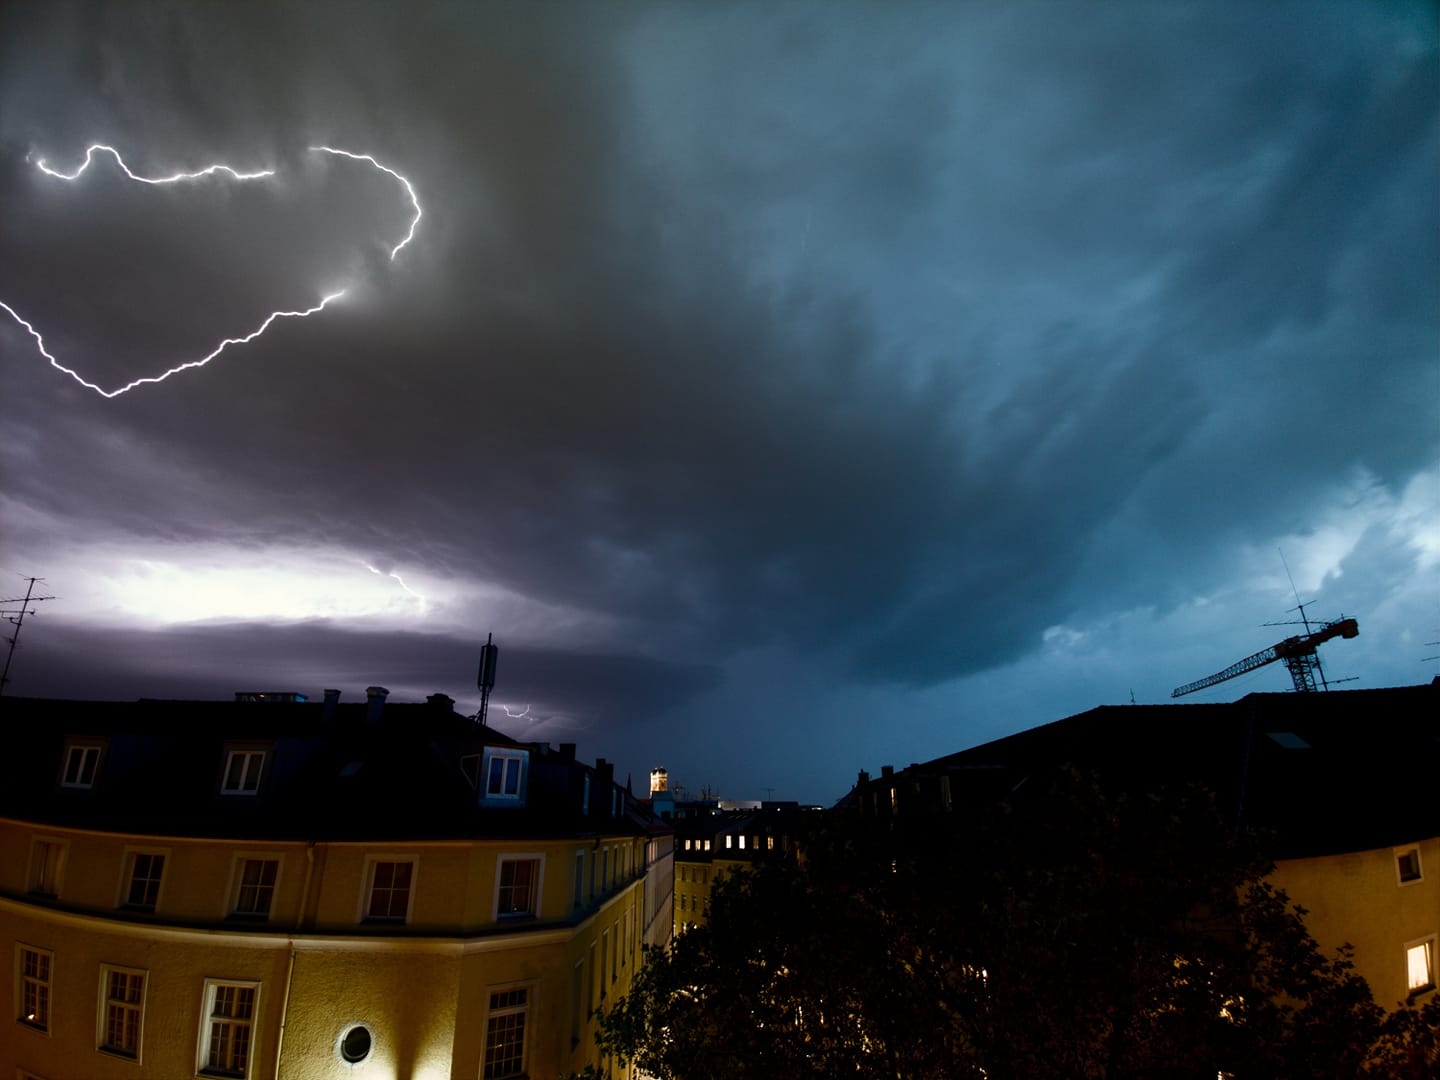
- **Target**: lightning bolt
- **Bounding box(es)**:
[1,293,344,399]
[362,562,425,601]
[1,143,422,397]
[501,704,533,720]
[310,146,422,260]
[33,143,276,184]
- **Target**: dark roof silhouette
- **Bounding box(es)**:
[0,692,651,842]
[849,682,1440,858]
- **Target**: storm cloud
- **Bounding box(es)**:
[1,2,1435,801]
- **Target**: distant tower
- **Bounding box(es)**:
[650,767,669,796]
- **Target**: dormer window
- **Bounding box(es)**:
[60,741,103,788]
[222,749,267,795]
[479,747,529,806]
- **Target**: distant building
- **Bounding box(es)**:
[2,687,672,1080]
[846,681,1440,1010]
[672,802,809,934]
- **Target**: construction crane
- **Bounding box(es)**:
[1171,616,1358,698]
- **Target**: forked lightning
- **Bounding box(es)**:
[1,143,421,397]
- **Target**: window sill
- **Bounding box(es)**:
[16,1018,49,1035]
[98,1046,139,1062]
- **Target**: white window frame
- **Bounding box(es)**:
[572,850,585,911]
[97,964,147,1061]
[229,856,282,919]
[220,749,267,795]
[480,983,532,1080]
[118,848,169,912]
[480,748,528,803]
[359,856,417,923]
[16,943,53,1033]
[1407,935,1437,998]
[196,978,260,1079]
[1397,846,1424,886]
[28,836,68,899]
[494,854,544,920]
[60,741,103,789]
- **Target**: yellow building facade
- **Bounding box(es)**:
[2,689,673,1080]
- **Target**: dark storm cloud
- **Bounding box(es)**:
[1,2,1435,798]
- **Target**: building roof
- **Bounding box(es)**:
[0,691,661,843]
[849,682,1440,859]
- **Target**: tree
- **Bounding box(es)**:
[593,768,1437,1079]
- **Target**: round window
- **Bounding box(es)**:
[340,1024,372,1064]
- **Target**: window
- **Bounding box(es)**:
[232,859,279,918]
[99,965,146,1058]
[1408,937,1436,996]
[496,856,542,918]
[482,987,529,1079]
[198,980,258,1078]
[601,928,610,996]
[364,859,414,921]
[582,774,590,815]
[221,750,266,795]
[485,750,525,799]
[704,839,711,852]
[571,959,585,1045]
[61,742,102,788]
[1398,848,1423,884]
[122,852,166,910]
[29,838,66,898]
[17,944,52,1031]
[573,851,585,910]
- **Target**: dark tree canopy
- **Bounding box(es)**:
[591,769,1439,1079]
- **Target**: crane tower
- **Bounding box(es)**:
[1172,616,1358,698]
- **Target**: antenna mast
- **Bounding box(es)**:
[0,576,56,698]
[475,632,499,726]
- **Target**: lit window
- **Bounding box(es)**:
[497,856,542,918]
[365,860,414,921]
[232,859,279,918]
[767,836,775,850]
[61,743,101,788]
[1408,938,1436,995]
[704,839,711,852]
[29,838,66,898]
[99,965,146,1058]
[1398,848,1423,884]
[739,835,746,850]
[482,987,529,1079]
[221,751,266,795]
[684,838,691,851]
[198,980,258,1078]
[17,945,52,1031]
[725,835,733,849]
[123,852,165,910]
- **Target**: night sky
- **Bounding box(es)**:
[1,2,1435,804]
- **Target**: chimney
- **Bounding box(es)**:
[365,686,389,724]
[426,692,455,713]
[880,765,894,779]
[558,743,577,762]
[596,758,615,815]
[322,689,341,724]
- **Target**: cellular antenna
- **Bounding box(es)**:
[475,632,499,727]
[0,576,56,698]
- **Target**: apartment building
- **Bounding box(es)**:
[2,686,672,1080]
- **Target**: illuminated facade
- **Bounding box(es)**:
[672,805,806,934]
[848,682,1440,1011]
[2,688,672,1080]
